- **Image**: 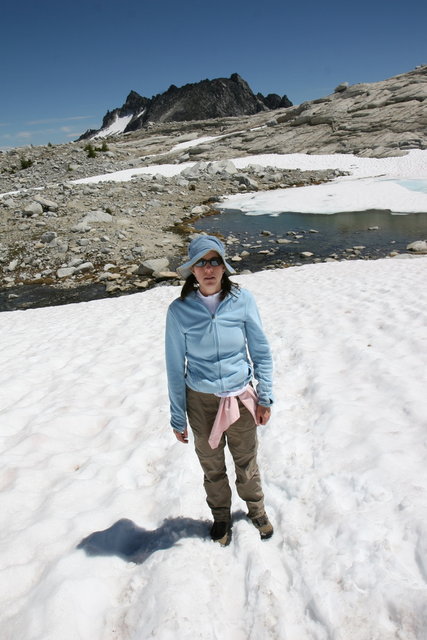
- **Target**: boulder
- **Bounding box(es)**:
[74,262,94,273]
[407,240,427,253]
[40,232,58,244]
[82,210,113,223]
[191,205,211,215]
[234,174,259,190]
[34,196,59,212]
[23,202,43,216]
[181,161,208,179]
[71,222,91,233]
[69,257,84,267]
[207,160,238,176]
[153,270,178,280]
[334,82,349,93]
[137,258,170,276]
[7,259,19,271]
[57,267,76,278]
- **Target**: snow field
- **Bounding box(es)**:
[0,257,426,638]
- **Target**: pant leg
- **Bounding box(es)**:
[186,387,232,522]
[226,399,266,519]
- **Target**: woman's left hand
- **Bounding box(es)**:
[256,405,271,425]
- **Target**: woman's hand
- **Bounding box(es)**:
[174,428,189,443]
[256,405,271,425]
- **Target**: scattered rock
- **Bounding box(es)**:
[2,63,426,303]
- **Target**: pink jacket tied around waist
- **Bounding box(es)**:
[208,386,259,449]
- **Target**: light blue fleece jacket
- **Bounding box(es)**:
[165,287,273,433]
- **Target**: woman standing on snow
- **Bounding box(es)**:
[165,235,274,546]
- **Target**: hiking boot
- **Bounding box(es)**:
[210,521,232,546]
[250,514,274,539]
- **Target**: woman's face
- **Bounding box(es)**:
[191,250,226,296]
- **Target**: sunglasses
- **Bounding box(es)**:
[193,257,224,268]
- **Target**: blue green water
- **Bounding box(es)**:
[389,179,427,194]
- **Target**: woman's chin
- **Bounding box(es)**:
[200,284,220,296]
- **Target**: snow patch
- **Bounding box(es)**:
[92,113,134,139]
[0,258,427,638]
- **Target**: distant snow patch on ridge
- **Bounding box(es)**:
[170,128,250,153]
[71,162,190,184]
[171,135,224,152]
[92,114,135,139]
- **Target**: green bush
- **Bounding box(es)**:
[84,143,97,158]
[20,157,33,170]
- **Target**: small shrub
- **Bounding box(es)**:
[20,157,33,170]
[84,144,97,158]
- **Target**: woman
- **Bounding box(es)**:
[165,235,274,546]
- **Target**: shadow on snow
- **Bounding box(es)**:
[77,512,247,564]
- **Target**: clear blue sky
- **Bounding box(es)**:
[1,0,426,149]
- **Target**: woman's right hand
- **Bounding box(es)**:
[174,428,188,444]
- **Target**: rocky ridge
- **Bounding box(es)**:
[1,65,426,308]
[79,73,292,140]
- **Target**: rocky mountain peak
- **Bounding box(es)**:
[123,90,148,112]
[79,74,292,140]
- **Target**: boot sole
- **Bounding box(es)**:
[259,529,274,540]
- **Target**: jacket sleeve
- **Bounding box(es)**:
[165,305,188,432]
[244,291,274,407]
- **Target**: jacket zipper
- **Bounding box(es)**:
[194,294,227,392]
[212,312,223,391]
[212,296,229,393]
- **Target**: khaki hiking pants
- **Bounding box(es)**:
[186,386,265,522]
